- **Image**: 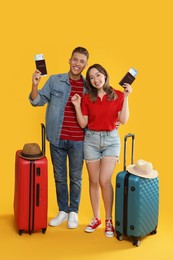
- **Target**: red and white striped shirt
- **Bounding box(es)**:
[60,77,85,141]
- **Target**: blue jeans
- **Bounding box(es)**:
[50,140,84,213]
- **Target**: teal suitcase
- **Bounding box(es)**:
[115,134,159,246]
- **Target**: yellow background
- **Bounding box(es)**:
[0,0,173,259]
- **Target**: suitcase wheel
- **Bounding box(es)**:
[116,233,123,241]
[151,228,157,235]
[42,228,47,234]
[19,230,23,236]
[132,239,141,247]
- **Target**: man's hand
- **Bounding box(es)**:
[116,121,121,129]
[32,69,42,87]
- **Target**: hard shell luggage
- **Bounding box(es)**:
[115,133,159,246]
[14,124,48,235]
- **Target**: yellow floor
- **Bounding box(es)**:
[1,158,172,260]
[0,211,172,260]
[1,164,172,260]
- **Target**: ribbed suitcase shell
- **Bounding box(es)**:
[115,171,159,245]
[14,151,48,235]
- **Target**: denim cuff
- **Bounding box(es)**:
[29,93,41,105]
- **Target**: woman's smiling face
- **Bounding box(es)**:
[88,68,106,89]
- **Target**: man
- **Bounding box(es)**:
[29,47,89,229]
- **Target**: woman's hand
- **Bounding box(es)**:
[71,94,88,128]
[123,83,132,97]
[71,94,81,107]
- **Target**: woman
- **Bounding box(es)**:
[71,64,132,237]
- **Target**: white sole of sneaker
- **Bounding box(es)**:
[105,232,114,238]
[68,224,78,229]
[49,216,68,227]
[85,224,102,233]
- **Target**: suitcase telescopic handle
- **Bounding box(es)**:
[41,123,46,155]
[124,133,135,171]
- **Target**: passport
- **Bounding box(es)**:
[119,68,138,87]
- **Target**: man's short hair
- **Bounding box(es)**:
[71,47,89,60]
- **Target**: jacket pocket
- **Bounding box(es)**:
[50,90,64,106]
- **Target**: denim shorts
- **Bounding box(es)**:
[84,129,121,161]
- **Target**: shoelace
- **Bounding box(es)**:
[90,218,99,227]
[106,220,113,231]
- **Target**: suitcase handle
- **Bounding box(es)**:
[41,123,46,155]
[123,133,135,171]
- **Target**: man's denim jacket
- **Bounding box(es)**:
[29,73,86,146]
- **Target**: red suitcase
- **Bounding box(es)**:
[14,124,48,235]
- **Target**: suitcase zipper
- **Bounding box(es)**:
[123,172,130,236]
[28,161,32,233]
[32,161,36,232]
[28,161,36,234]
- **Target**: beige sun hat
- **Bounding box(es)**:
[127,159,158,179]
[19,143,44,160]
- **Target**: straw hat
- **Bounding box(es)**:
[127,159,158,179]
[19,143,44,160]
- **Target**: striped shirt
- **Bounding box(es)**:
[60,77,85,141]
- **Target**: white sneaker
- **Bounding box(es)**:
[49,211,68,227]
[68,212,78,229]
